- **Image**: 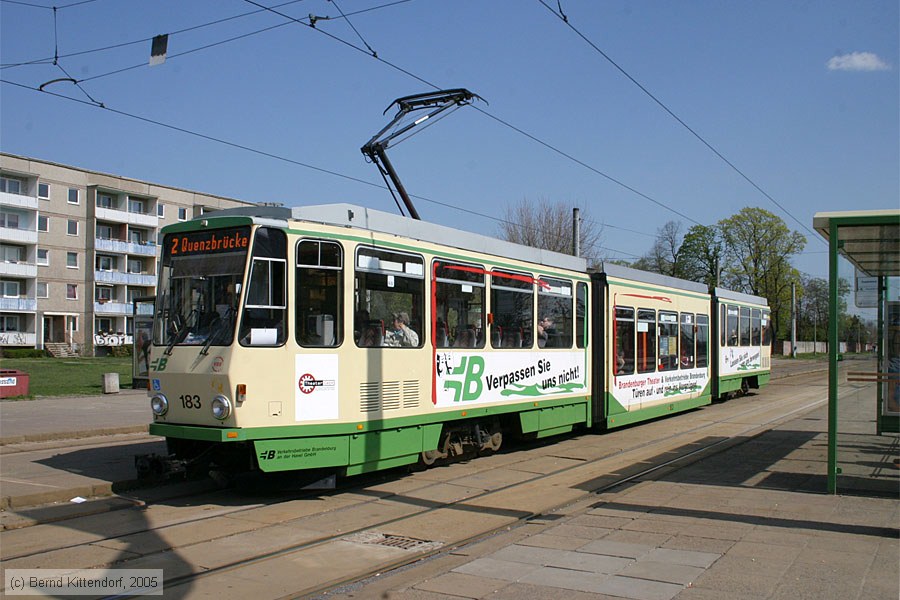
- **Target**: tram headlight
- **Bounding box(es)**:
[150,394,169,416]
[211,395,232,420]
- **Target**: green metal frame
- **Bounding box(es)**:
[820,212,900,493]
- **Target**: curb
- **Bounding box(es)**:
[0,425,149,447]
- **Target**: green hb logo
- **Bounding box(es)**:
[444,356,484,402]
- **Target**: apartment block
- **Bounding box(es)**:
[0,153,255,356]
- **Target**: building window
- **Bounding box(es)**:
[38,183,50,199]
[38,215,49,232]
[96,255,115,271]
[66,284,78,300]
[157,203,165,217]
[37,249,49,266]
[67,219,78,236]
[178,207,187,221]
[0,245,23,263]
[67,188,80,204]
[127,259,142,274]
[96,286,113,302]
[37,282,49,298]
[96,317,113,333]
[0,176,23,194]
[129,229,143,244]
[1,211,20,229]
[67,251,79,268]
[128,198,144,214]
[96,224,113,240]
[96,193,114,209]
[1,280,21,298]
[0,315,20,332]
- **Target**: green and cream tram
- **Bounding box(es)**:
[146,204,769,476]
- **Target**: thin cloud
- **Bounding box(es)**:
[826,51,892,72]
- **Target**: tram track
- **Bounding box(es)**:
[0,368,838,599]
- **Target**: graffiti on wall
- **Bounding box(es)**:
[0,332,27,345]
[94,333,133,346]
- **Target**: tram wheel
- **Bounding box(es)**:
[420,449,444,467]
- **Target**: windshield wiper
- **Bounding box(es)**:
[200,314,232,356]
[164,310,194,355]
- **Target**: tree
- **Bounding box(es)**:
[719,207,806,348]
[677,224,724,289]
[632,221,684,277]
[498,198,603,265]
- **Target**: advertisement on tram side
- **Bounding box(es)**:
[611,368,709,410]
[434,351,587,407]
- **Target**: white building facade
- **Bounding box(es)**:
[0,153,255,356]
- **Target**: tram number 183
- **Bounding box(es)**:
[180,394,201,409]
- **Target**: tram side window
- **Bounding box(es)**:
[434,260,485,349]
[726,305,739,346]
[355,247,424,348]
[538,276,573,349]
[296,240,343,347]
[720,304,727,346]
[490,270,533,349]
[240,228,287,346]
[576,282,588,349]
[658,311,678,372]
[637,309,656,373]
[696,314,709,368]
[740,306,751,345]
[751,308,761,346]
[761,310,772,346]
[680,313,695,369]
[614,306,635,375]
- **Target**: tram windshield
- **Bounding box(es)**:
[154,226,251,349]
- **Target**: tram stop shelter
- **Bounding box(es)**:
[813,209,900,494]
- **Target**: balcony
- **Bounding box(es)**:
[0,191,39,211]
[0,331,36,346]
[95,206,158,228]
[95,237,159,257]
[95,270,156,286]
[0,298,37,312]
[94,301,131,315]
[0,226,37,245]
[0,261,38,278]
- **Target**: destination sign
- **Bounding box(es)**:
[166,227,251,258]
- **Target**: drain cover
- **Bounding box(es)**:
[344,531,443,552]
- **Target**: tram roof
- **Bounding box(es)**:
[601,262,709,295]
[211,203,589,273]
[713,287,769,307]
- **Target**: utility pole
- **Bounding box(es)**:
[791,282,797,357]
[572,207,580,257]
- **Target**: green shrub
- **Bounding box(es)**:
[0,348,48,359]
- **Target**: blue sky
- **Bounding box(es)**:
[2,0,897,280]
